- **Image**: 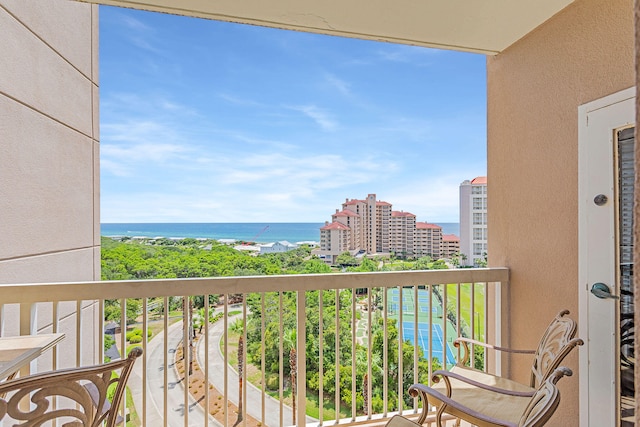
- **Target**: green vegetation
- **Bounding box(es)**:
[101,237,481,417]
[101,237,456,283]
[101,237,322,280]
[240,290,440,416]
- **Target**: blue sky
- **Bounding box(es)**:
[99,6,486,223]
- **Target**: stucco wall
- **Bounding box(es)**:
[487,0,634,424]
[0,0,99,367]
[0,0,99,282]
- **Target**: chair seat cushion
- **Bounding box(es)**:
[385,415,423,427]
[430,366,534,425]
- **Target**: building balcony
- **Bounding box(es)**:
[0,268,507,427]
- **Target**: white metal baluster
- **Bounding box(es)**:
[242,295,247,427]
[428,286,433,386]
[279,292,284,427]
[119,299,126,423]
[456,283,461,366]
[366,287,372,419]
[318,290,324,425]
[383,287,388,417]
[351,288,356,421]
[397,286,403,414]
[183,296,190,427]
[442,285,448,368]
[470,282,475,368]
[334,288,340,423]
[297,291,306,426]
[95,300,101,365]
[52,301,61,418]
[223,295,229,427]
[204,295,210,427]
[164,297,169,427]
[142,297,148,427]
[485,282,490,372]
[413,285,418,413]
[261,293,266,427]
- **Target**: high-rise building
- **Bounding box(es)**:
[316,194,450,264]
[390,211,416,257]
[459,177,487,266]
[442,234,461,259]
[415,222,443,258]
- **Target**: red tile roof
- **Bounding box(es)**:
[392,211,416,217]
[333,210,360,217]
[443,234,459,241]
[344,199,365,205]
[471,176,487,184]
[321,222,350,231]
[376,201,391,206]
[416,222,442,229]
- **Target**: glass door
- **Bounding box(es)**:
[617,127,635,426]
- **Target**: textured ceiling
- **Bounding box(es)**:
[78,0,575,55]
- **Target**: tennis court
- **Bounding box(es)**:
[387,288,443,318]
[402,321,456,366]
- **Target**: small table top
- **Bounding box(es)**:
[0,333,65,379]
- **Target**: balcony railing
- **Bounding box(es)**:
[0,268,508,427]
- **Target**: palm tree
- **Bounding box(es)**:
[230,319,244,427]
[357,349,382,415]
[182,296,195,375]
[192,307,206,335]
[283,329,297,425]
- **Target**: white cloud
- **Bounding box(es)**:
[99,7,486,223]
[288,105,338,131]
[325,74,351,97]
[102,142,188,163]
[120,14,152,32]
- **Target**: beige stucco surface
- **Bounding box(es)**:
[0,97,95,260]
[1,0,94,78]
[487,0,634,424]
[0,0,99,283]
[80,0,575,55]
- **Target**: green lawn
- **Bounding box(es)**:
[443,283,486,340]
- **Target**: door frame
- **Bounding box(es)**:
[578,86,635,427]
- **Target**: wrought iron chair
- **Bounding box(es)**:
[0,347,142,427]
[408,366,573,427]
[408,310,583,426]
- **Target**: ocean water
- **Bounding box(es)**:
[101,222,460,244]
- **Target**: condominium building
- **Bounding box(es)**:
[415,222,443,258]
[442,234,461,259]
[390,211,416,257]
[459,177,487,266]
[318,222,351,264]
[316,194,451,263]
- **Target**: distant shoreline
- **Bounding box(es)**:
[101,222,460,245]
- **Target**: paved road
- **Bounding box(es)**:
[198,316,316,427]
[130,321,215,427]
[127,313,313,427]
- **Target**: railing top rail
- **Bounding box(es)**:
[0,268,508,304]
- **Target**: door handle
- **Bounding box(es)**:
[590,283,619,300]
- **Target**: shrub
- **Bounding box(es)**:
[129,334,143,344]
[265,373,279,391]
